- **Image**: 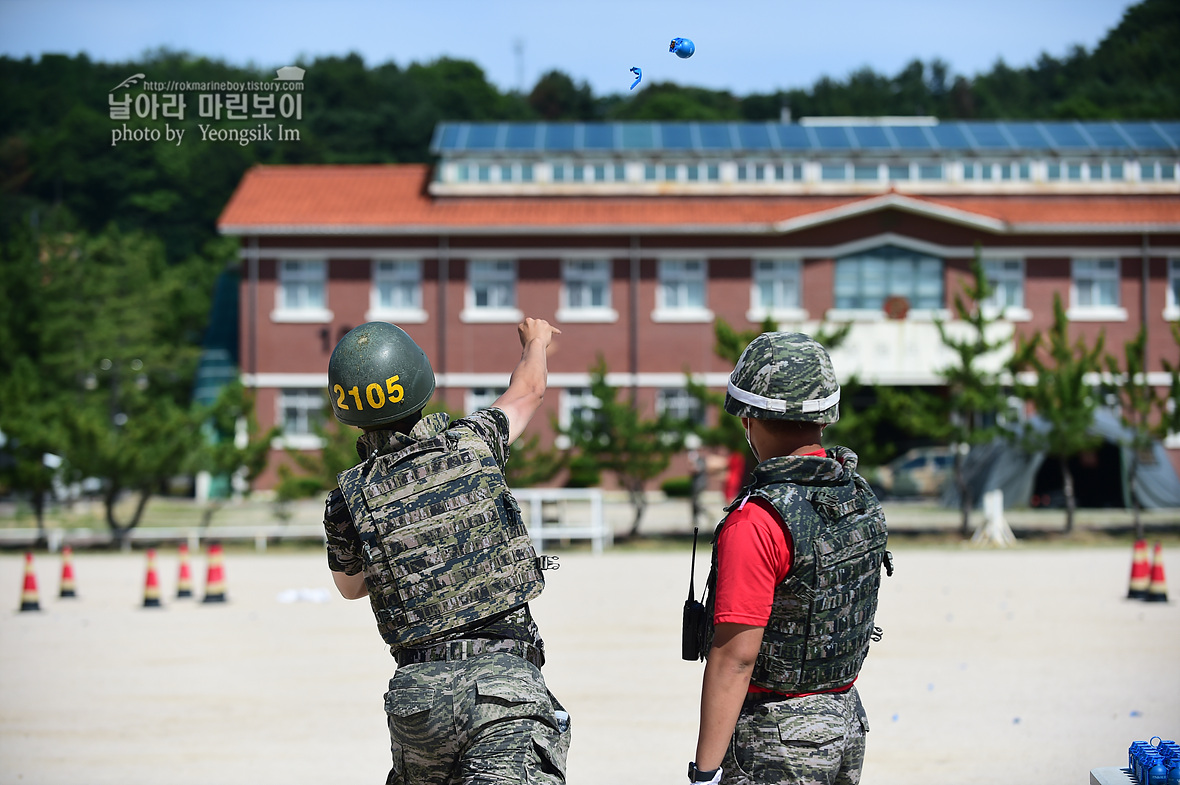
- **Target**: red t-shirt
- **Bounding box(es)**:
[713,449,855,696]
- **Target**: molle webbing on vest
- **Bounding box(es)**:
[337,421,544,650]
[704,449,887,694]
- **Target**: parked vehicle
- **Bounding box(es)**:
[867,447,956,498]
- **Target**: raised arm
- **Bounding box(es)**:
[492,317,562,445]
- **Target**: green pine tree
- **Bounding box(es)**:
[1009,294,1105,533]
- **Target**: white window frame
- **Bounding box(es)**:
[1165,258,1180,321]
[981,259,1031,321]
[654,259,712,323]
[748,258,807,322]
[461,259,522,323]
[367,259,426,323]
[273,259,332,323]
[655,388,705,426]
[1068,258,1127,322]
[828,246,946,320]
[275,388,325,449]
[556,387,602,449]
[558,259,617,323]
[465,386,507,415]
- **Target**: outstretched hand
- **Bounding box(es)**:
[518,317,561,350]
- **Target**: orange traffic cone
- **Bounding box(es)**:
[1127,539,1151,600]
[142,549,163,608]
[19,552,41,612]
[201,542,227,603]
[58,546,77,599]
[1144,542,1169,603]
[176,542,193,599]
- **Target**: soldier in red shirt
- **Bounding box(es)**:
[687,332,890,785]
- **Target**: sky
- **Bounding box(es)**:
[0,0,1138,97]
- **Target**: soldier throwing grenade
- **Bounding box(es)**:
[323,318,570,785]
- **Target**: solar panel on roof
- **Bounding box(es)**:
[1118,123,1168,149]
[436,124,462,151]
[1041,123,1090,148]
[736,124,773,149]
[698,124,731,149]
[543,124,576,150]
[662,123,694,149]
[775,124,811,150]
[889,126,932,150]
[850,125,892,149]
[813,126,852,149]
[1083,122,1131,149]
[959,123,1010,149]
[504,123,538,150]
[1151,120,1180,148]
[621,123,656,149]
[1003,123,1048,148]
[1155,122,1180,149]
[583,124,614,149]
[929,125,971,150]
[466,124,500,150]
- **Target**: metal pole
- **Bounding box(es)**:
[247,236,258,378]
[438,236,449,392]
[629,235,640,403]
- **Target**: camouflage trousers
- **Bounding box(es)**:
[384,652,570,785]
[720,687,868,785]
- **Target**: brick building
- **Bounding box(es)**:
[217,118,1180,491]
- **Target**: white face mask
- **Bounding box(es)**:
[744,419,759,462]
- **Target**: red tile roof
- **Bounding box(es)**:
[217,164,1180,234]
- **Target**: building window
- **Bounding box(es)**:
[466,387,507,414]
[644,164,657,181]
[278,388,325,444]
[372,260,421,310]
[521,163,534,182]
[613,163,625,181]
[556,387,603,448]
[834,245,943,312]
[656,388,705,426]
[274,259,330,322]
[888,163,910,181]
[1069,258,1126,322]
[854,164,879,181]
[749,259,804,321]
[1072,259,1119,308]
[553,163,567,182]
[1048,162,1062,180]
[654,259,711,322]
[821,163,847,181]
[462,259,522,323]
[559,259,617,322]
[1167,259,1180,321]
[707,164,720,181]
[918,163,943,180]
[982,259,1028,319]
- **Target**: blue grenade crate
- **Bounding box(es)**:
[1129,739,1179,785]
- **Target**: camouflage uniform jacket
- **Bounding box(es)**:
[703,446,888,694]
[325,409,545,657]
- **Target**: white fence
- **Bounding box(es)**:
[511,487,611,555]
[0,487,612,554]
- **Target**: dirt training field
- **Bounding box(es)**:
[1,544,1177,785]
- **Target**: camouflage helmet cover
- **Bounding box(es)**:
[724,332,841,423]
[327,322,435,428]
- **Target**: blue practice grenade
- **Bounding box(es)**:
[669,37,695,58]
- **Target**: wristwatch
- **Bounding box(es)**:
[688,762,720,782]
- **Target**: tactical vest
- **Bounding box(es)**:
[336,415,545,651]
[702,447,888,694]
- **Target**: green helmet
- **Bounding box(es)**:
[724,332,841,424]
[327,322,435,428]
